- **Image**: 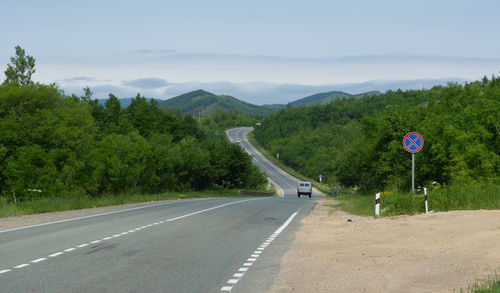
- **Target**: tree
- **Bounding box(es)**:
[4,46,36,86]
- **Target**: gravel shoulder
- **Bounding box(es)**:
[268,197,500,293]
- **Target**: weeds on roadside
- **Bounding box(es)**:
[464,272,500,293]
[328,182,500,217]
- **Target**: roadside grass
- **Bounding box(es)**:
[464,273,500,293]
[0,188,275,218]
[326,192,373,216]
[326,183,500,217]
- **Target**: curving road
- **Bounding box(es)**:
[0,127,319,293]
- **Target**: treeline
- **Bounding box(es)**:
[0,82,266,201]
[200,109,257,141]
[254,77,499,192]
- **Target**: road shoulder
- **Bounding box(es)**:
[268,197,500,292]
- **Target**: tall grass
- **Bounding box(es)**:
[0,189,274,218]
[465,273,500,293]
[330,183,500,217]
[429,183,500,211]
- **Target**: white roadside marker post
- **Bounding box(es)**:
[375,192,380,217]
[424,187,428,214]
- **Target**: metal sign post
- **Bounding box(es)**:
[412,153,415,192]
[403,132,424,193]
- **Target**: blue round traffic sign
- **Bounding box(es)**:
[403,132,424,153]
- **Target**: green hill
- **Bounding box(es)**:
[158,90,272,116]
[290,90,381,107]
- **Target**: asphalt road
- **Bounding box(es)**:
[0,127,319,293]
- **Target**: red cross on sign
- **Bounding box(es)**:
[403,132,424,153]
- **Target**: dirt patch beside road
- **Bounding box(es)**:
[269,197,500,293]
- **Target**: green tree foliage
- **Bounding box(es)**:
[254,77,499,192]
[0,50,266,201]
[4,46,36,86]
[201,110,257,141]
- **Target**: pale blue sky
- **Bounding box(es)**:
[1,0,499,104]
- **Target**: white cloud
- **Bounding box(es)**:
[123,78,169,89]
[38,51,499,104]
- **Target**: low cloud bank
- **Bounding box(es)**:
[61,78,468,105]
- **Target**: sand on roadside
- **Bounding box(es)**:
[268,197,500,293]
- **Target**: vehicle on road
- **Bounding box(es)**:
[235,138,241,143]
[297,181,312,198]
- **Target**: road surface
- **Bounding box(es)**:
[0,127,319,292]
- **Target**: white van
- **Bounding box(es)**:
[297,181,312,198]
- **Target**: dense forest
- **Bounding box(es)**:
[0,47,266,202]
[254,77,499,192]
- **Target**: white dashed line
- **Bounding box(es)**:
[220,211,299,292]
[31,258,47,263]
[1,198,266,276]
[49,252,64,257]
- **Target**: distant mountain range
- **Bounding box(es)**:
[101,89,381,116]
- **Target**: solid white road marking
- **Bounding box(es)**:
[0,198,215,234]
[3,198,268,276]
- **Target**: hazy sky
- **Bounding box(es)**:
[1,0,499,104]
